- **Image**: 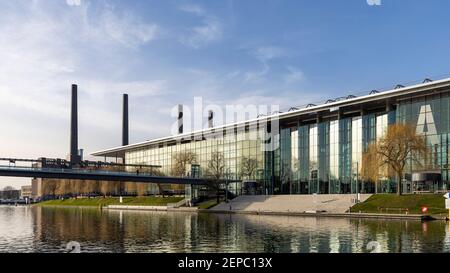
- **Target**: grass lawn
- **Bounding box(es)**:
[37,196,184,207]
[351,194,446,215]
[196,199,220,209]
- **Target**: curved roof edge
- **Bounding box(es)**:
[92,77,450,157]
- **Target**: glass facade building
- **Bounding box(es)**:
[93,78,450,195]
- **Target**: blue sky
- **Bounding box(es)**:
[1,0,450,187]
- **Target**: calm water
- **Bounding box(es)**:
[0,205,449,253]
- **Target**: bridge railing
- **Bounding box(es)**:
[0,165,241,184]
[0,165,160,177]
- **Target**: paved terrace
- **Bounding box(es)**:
[211,194,373,214]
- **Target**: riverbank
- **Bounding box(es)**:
[2,205,445,253]
[37,196,184,207]
[200,208,440,221]
[202,194,447,221]
[350,194,446,215]
[36,194,449,221]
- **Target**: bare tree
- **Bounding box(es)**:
[88,180,100,195]
[59,180,70,196]
[44,180,60,198]
[240,157,258,180]
[140,166,167,197]
[136,183,148,196]
[205,151,225,203]
[99,181,110,196]
[372,123,427,195]
[170,151,197,196]
[280,162,292,193]
[125,182,137,195]
[172,151,197,177]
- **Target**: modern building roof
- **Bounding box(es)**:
[92,77,450,158]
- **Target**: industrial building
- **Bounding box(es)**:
[92,78,450,195]
[31,86,171,199]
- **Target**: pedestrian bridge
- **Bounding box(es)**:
[0,165,234,185]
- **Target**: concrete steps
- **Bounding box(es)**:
[211,194,372,214]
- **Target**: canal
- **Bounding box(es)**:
[0,206,449,253]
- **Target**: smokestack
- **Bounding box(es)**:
[122,94,129,146]
[208,110,214,128]
[178,104,183,134]
[70,84,79,165]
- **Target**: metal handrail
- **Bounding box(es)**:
[378,207,409,214]
[167,198,187,208]
[0,165,241,182]
[0,165,159,177]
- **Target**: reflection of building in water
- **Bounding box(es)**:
[223,214,350,253]
[220,214,448,253]
[0,207,34,252]
[32,206,127,252]
[444,223,450,252]
[329,229,341,253]
[184,212,191,251]
[106,210,201,253]
[25,207,449,253]
[33,207,208,252]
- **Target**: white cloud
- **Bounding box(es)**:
[99,10,158,49]
[66,0,81,6]
[0,1,314,189]
[179,4,204,15]
[244,63,270,83]
[284,66,305,84]
[253,46,287,62]
[0,1,165,175]
[190,18,222,47]
[83,80,167,99]
[236,46,289,83]
[179,4,222,49]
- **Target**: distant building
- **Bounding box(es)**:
[0,188,20,200]
[30,86,172,200]
[20,185,32,200]
[31,178,43,200]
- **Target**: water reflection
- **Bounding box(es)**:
[0,206,449,253]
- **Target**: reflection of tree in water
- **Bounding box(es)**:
[350,219,447,253]
[33,206,126,252]
[211,214,448,253]
[30,207,448,253]
[117,211,196,252]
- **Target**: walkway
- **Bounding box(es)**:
[211,194,372,213]
[0,165,238,185]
